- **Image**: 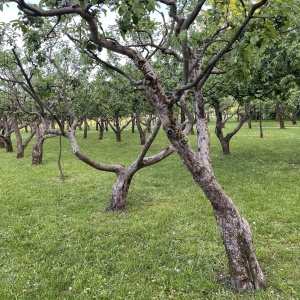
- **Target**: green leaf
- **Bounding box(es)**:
[86,43,97,50]
[178,30,187,43]
[146,0,155,12]
[250,35,260,45]
[267,25,277,39]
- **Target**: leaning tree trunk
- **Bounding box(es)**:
[206,178,266,291]
[141,56,266,291]
[197,86,265,291]
[162,109,266,291]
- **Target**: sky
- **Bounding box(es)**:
[0,2,20,23]
[0,0,41,23]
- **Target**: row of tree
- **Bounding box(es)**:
[1,0,299,293]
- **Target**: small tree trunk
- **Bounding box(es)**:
[0,135,13,152]
[220,138,230,155]
[12,115,24,158]
[32,141,44,165]
[109,171,133,210]
[131,115,135,133]
[116,131,121,142]
[83,119,88,139]
[0,138,5,148]
[206,110,210,122]
[139,132,146,145]
[6,138,13,152]
[95,119,99,131]
[248,118,252,129]
[276,102,285,129]
[32,130,44,165]
[291,111,297,125]
[135,109,148,145]
[259,102,263,138]
[279,117,285,129]
[99,119,105,140]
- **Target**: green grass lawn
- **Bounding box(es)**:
[0,120,299,299]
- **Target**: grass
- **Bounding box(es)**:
[0,119,299,299]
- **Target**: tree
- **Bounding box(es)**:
[3,0,298,292]
[213,96,249,155]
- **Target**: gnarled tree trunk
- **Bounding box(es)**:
[109,119,175,210]
[32,133,44,165]
[141,52,266,292]
[109,168,135,210]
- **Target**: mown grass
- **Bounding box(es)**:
[0,119,299,299]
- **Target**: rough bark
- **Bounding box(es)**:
[31,121,57,165]
[140,48,266,291]
[109,168,134,210]
[12,115,24,158]
[195,86,266,291]
[32,129,44,165]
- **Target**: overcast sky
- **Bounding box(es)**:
[0,2,20,23]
